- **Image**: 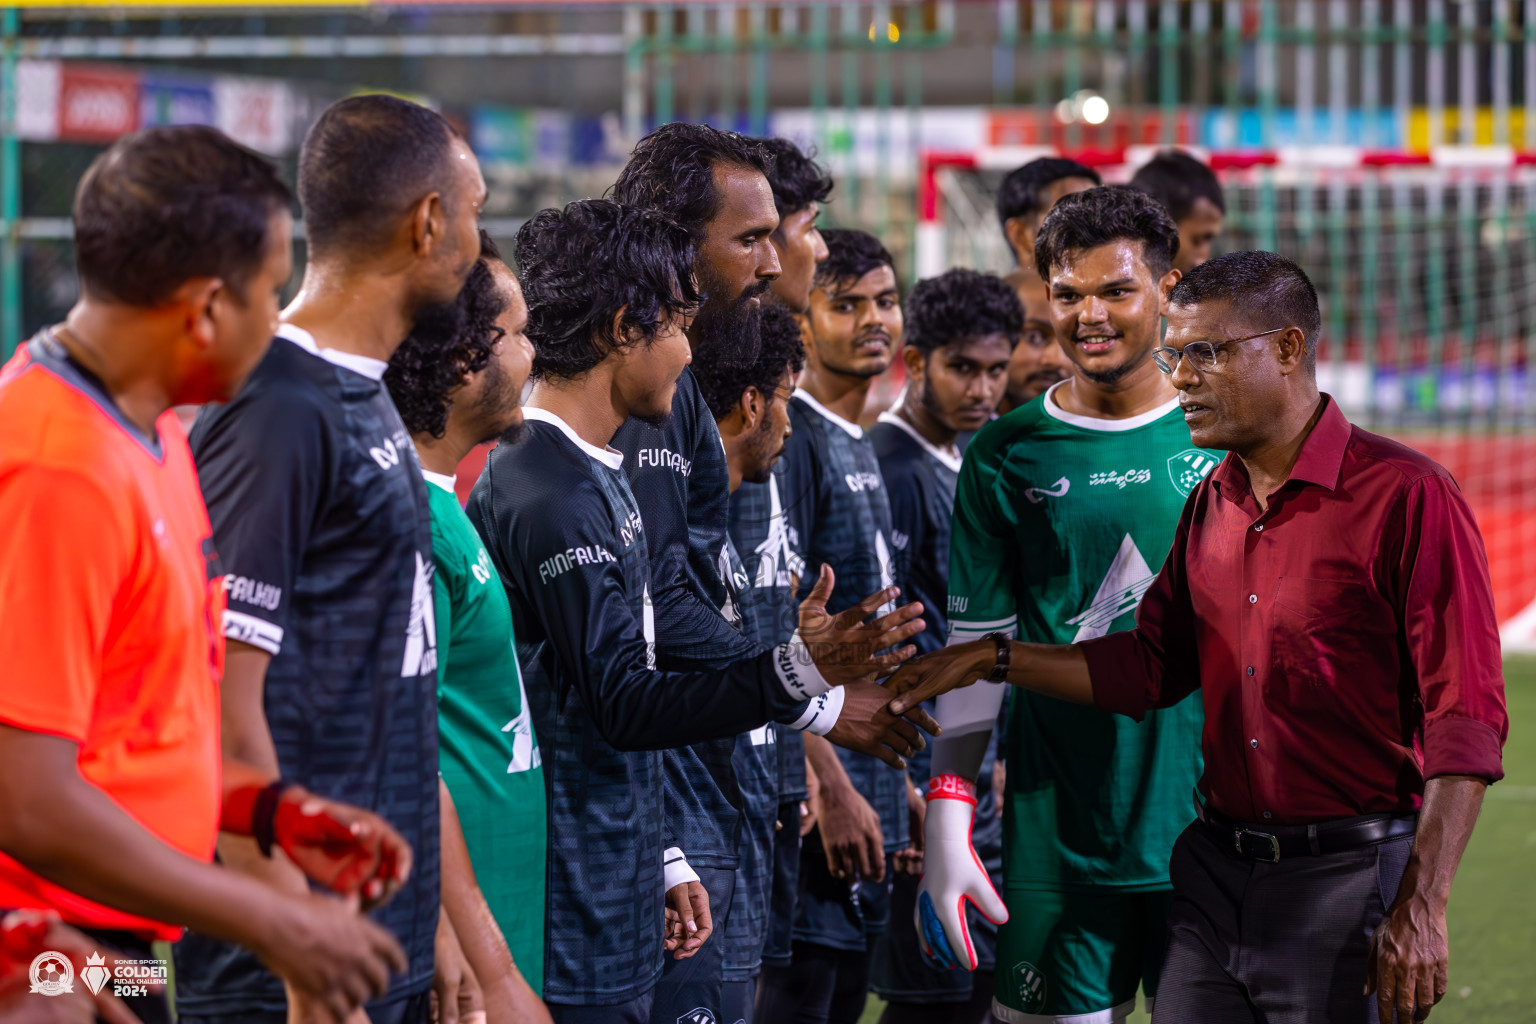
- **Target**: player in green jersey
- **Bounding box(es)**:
[384,234,553,1024]
[914,187,1222,1023]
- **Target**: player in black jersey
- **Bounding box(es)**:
[728,136,834,1023]
[752,229,906,1024]
[466,199,933,1024]
[867,269,1020,1024]
[180,96,486,1024]
[695,304,806,1024]
[607,124,936,1024]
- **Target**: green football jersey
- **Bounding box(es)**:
[426,475,548,994]
[947,387,1220,891]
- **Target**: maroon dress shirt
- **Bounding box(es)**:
[1083,396,1507,825]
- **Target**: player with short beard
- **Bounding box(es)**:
[866,269,1019,1021]
[384,232,553,1024]
[753,229,907,1024]
[725,138,833,1023]
[609,125,938,1024]
[907,187,1221,1024]
[692,304,806,1024]
[466,200,933,1024]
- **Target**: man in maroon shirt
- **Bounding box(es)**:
[885,250,1507,1024]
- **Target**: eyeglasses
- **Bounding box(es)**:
[1152,327,1287,375]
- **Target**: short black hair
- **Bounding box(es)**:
[73,125,291,307]
[758,137,834,219]
[696,302,806,421]
[814,229,896,294]
[298,94,460,256]
[1168,250,1322,370]
[1034,185,1180,280]
[514,199,699,380]
[903,268,1023,356]
[609,122,774,236]
[384,231,507,438]
[995,156,1102,230]
[1130,149,1227,221]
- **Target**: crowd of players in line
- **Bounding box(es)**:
[0,88,1498,1024]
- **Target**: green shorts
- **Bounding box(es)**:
[991,887,1172,1023]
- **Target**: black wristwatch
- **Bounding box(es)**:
[982,631,1011,684]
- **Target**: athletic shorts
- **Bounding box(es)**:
[991,888,1171,1024]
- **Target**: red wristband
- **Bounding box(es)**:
[927,773,978,804]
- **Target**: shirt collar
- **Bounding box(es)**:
[522,407,625,470]
[1040,379,1181,432]
[421,469,457,494]
[1210,393,1351,502]
[276,323,389,382]
[876,410,963,473]
[793,387,863,440]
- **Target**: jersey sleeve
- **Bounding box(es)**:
[430,520,458,693]
[945,440,1019,643]
[192,391,328,656]
[0,466,129,741]
[780,426,828,604]
[502,477,814,751]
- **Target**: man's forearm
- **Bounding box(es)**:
[1393,775,1487,910]
[0,750,285,949]
[440,781,550,1024]
[804,733,854,794]
[1006,642,1095,704]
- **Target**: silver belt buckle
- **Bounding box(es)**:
[1235,827,1281,863]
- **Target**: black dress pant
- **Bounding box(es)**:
[1152,821,1415,1024]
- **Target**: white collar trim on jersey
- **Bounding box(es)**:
[876,410,963,473]
[522,407,625,470]
[1040,379,1180,433]
[793,387,864,440]
[276,322,390,382]
[421,470,457,494]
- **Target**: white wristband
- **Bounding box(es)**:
[662,847,699,890]
[783,685,846,736]
[772,630,833,701]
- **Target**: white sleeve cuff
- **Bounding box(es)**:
[772,630,833,701]
[662,847,699,890]
[223,609,284,655]
[782,685,846,736]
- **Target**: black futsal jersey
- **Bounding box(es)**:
[176,327,439,1016]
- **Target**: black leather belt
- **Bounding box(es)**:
[1196,801,1417,863]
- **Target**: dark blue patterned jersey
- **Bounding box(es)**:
[611,368,760,870]
[175,328,439,1015]
[466,408,817,1004]
[719,533,780,981]
[869,412,961,658]
[870,410,1002,868]
[779,390,908,852]
[731,465,809,804]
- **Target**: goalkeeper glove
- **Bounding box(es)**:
[915,773,1007,971]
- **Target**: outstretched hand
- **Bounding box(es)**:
[797,565,926,688]
[884,640,995,717]
[824,680,940,770]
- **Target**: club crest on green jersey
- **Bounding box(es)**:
[1168,448,1219,497]
[1014,960,1047,1013]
